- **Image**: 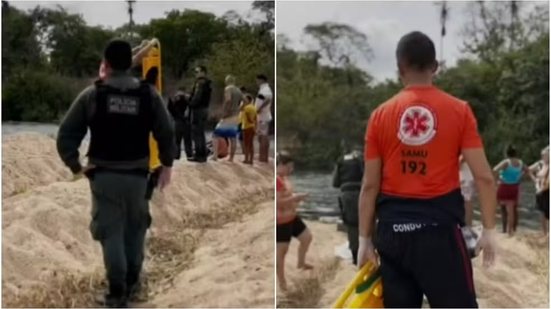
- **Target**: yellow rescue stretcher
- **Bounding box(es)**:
[142,42,162,171]
[332,262,384,308]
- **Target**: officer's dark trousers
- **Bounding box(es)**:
[88,171,151,298]
[174,120,192,159]
[347,225,359,265]
[191,108,208,159]
[339,190,360,265]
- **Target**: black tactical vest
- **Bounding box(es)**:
[88,80,153,162]
[338,156,364,191]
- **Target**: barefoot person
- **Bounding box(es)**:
[276,151,313,291]
[57,39,174,307]
[493,145,530,236]
[220,75,243,162]
[211,122,237,161]
[358,31,497,308]
[241,94,257,164]
[255,74,273,163]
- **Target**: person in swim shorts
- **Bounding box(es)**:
[493,145,530,236]
[211,122,238,161]
[358,31,497,308]
[276,151,313,291]
[220,75,243,162]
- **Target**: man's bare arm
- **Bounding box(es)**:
[132,39,159,67]
[358,158,382,238]
[222,88,231,118]
[277,191,307,208]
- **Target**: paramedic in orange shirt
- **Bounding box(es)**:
[357,31,497,308]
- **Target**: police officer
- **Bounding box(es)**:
[332,146,364,265]
[168,87,192,160]
[188,65,212,163]
[56,39,174,307]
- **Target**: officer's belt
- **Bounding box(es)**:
[340,182,362,192]
[93,167,149,177]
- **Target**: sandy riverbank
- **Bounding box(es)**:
[277,220,549,308]
[2,133,274,307]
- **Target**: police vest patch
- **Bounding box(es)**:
[107,95,140,115]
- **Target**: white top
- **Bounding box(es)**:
[255,83,273,122]
[459,161,473,182]
[535,162,548,192]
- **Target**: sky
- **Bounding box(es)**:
[277,1,543,82]
[9,0,258,29]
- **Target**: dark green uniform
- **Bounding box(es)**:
[332,152,363,265]
[57,71,174,306]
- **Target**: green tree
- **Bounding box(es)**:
[2,2,44,81]
[252,0,274,32]
[304,22,373,67]
[31,6,113,77]
[139,9,230,80]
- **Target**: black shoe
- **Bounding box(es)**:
[106,293,128,308]
[96,282,128,308]
[126,281,142,302]
[188,156,207,163]
[95,292,128,308]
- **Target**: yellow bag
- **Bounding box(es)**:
[332,262,384,308]
[142,43,162,171]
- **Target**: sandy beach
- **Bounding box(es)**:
[277,220,549,308]
[2,132,274,308]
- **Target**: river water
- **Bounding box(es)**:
[2,122,60,137]
[292,172,542,231]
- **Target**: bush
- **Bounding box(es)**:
[2,69,86,122]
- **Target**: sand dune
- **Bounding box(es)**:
[277,221,549,308]
[2,133,274,308]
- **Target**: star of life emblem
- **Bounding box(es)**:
[397,105,437,146]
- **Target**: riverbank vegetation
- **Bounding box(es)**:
[277,1,548,169]
[2,0,274,123]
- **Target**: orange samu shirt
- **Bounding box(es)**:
[364,85,483,198]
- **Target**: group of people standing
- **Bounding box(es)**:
[167,70,273,164]
[459,145,550,237]
[167,65,212,163]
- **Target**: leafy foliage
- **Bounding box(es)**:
[2,1,274,124]
[278,4,548,170]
